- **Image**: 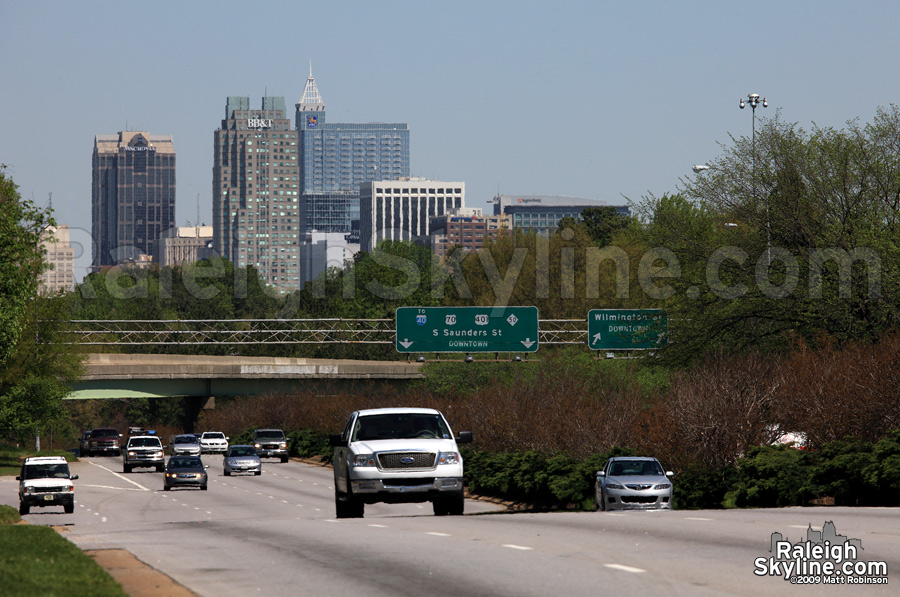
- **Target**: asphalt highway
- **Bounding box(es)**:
[3,456,898,596]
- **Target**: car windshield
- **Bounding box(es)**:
[92,429,117,438]
[203,433,225,440]
[228,446,257,457]
[352,413,451,441]
[174,436,199,444]
[169,457,202,469]
[255,431,284,440]
[129,437,161,448]
[608,460,664,476]
[24,464,71,479]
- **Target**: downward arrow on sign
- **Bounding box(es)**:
[521,338,535,349]
[399,339,413,349]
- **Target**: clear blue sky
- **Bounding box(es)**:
[3,1,899,281]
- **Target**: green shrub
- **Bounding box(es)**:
[726,445,813,508]
[463,447,635,510]
[801,438,878,506]
[673,464,739,509]
[288,429,331,459]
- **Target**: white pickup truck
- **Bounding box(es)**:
[330,407,473,518]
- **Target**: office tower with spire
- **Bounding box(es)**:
[91,132,176,267]
[295,66,410,238]
[212,96,300,290]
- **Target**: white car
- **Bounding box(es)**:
[330,407,473,518]
[200,431,229,454]
[17,456,78,514]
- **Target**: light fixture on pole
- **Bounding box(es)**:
[740,93,769,264]
[692,164,710,173]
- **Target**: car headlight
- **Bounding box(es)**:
[127,451,136,457]
[254,443,261,449]
[437,452,460,465]
[605,483,624,490]
[353,454,376,467]
[24,486,35,494]
[654,483,672,490]
[279,442,287,448]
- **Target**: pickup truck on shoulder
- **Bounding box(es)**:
[330,407,473,518]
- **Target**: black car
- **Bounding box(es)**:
[163,456,209,491]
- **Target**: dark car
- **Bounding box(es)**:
[78,432,92,456]
[86,428,122,457]
[163,456,209,491]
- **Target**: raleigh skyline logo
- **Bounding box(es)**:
[754,521,888,585]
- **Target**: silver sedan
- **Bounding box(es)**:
[596,456,674,511]
[170,434,202,456]
[223,445,261,476]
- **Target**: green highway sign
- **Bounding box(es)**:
[587,309,668,350]
[396,306,539,353]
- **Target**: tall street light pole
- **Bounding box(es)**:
[740,93,769,264]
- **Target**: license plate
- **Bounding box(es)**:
[44,495,53,501]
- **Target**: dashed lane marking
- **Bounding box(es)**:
[604,564,646,574]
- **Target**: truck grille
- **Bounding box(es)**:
[36,485,67,493]
[377,452,436,470]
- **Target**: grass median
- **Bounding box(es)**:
[0,506,126,597]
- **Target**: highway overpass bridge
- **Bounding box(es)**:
[69,353,424,401]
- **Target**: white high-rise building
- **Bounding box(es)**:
[359,178,465,253]
[40,225,75,294]
[299,231,359,288]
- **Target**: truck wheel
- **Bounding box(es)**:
[280,456,288,463]
[224,469,230,476]
[123,464,131,473]
[335,489,364,519]
[19,502,30,515]
[447,493,465,516]
[64,501,74,514]
[432,499,448,516]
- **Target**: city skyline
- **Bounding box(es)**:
[4,1,900,283]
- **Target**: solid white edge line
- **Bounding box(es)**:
[604,564,646,574]
[427,532,451,537]
[502,544,533,551]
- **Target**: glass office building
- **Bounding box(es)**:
[491,194,631,235]
[295,68,409,234]
[92,132,176,267]
[212,96,300,291]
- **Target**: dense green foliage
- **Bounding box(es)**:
[632,106,900,365]
[1,168,84,444]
